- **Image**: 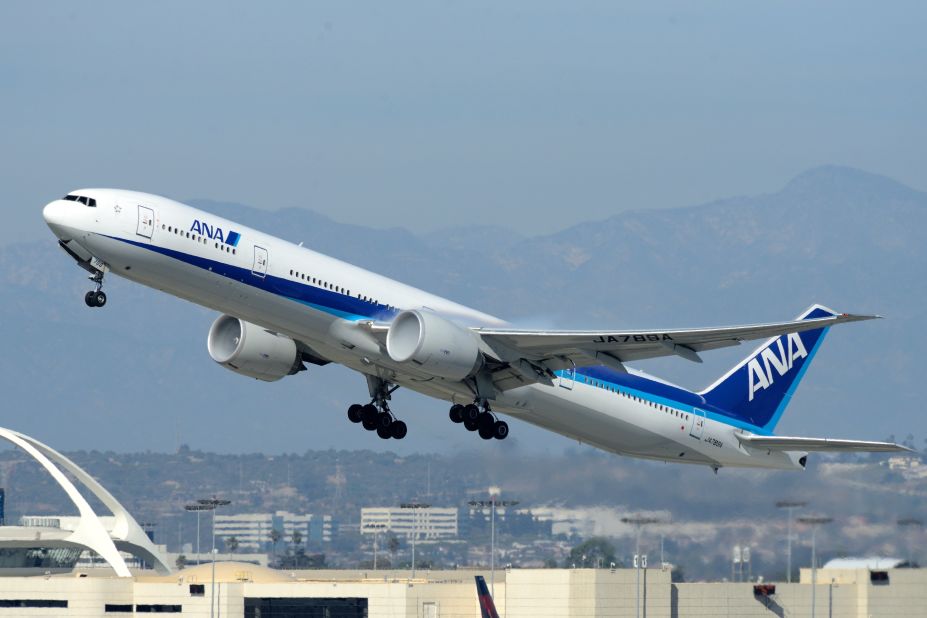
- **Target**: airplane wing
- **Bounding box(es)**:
[736,435,912,453]
[474,311,877,374]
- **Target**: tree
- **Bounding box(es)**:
[225,536,239,553]
[568,537,618,568]
[387,534,400,560]
[291,529,303,548]
[269,528,283,561]
[175,554,187,570]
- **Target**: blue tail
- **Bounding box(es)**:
[700,305,835,433]
[475,576,500,618]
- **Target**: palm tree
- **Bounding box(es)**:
[387,534,400,564]
[226,536,239,553]
[269,528,283,562]
[291,529,303,549]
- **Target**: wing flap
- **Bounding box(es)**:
[737,434,912,453]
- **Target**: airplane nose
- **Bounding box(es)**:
[42,200,74,238]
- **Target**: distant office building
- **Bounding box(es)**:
[311,514,335,544]
[214,511,332,551]
[361,507,457,539]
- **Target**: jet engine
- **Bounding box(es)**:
[207,315,303,382]
[386,309,482,380]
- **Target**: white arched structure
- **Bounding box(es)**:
[0,428,172,576]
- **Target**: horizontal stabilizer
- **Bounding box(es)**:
[737,434,912,453]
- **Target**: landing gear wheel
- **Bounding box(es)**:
[464,418,479,432]
[493,421,509,440]
[462,404,480,424]
[85,291,96,307]
[347,404,363,423]
[478,424,495,440]
[362,417,378,431]
[376,412,393,430]
[361,404,379,424]
[449,404,464,423]
[377,426,393,440]
[477,412,495,433]
[93,291,106,307]
[390,420,408,440]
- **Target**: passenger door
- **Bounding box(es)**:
[689,408,706,439]
[252,245,268,278]
[136,205,155,239]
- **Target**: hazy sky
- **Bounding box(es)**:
[2,1,925,245]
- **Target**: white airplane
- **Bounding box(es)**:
[42,189,909,470]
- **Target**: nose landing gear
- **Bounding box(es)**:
[450,401,508,440]
[84,271,107,308]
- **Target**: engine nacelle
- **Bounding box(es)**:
[386,309,482,380]
[207,315,302,382]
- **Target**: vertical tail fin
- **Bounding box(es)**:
[475,575,500,618]
[700,305,836,433]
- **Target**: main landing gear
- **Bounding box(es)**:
[347,377,407,440]
[84,270,107,308]
[449,401,508,440]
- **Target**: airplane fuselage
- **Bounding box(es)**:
[42,189,807,470]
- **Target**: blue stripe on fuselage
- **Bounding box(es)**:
[104,234,397,322]
[565,366,771,435]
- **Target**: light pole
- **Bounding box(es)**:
[469,488,519,597]
[798,515,832,618]
[211,548,218,618]
[776,500,807,583]
[185,504,213,563]
[364,523,387,570]
[196,497,231,618]
[400,502,430,580]
[622,515,661,618]
[897,518,923,566]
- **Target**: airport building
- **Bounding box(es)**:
[361,507,458,539]
[0,564,921,617]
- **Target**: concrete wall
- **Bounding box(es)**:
[0,566,921,617]
[673,581,859,617]
[505,568,672,618]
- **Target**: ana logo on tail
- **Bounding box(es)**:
[747,333,808,401]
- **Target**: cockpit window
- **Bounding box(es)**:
[63,194,97,207]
